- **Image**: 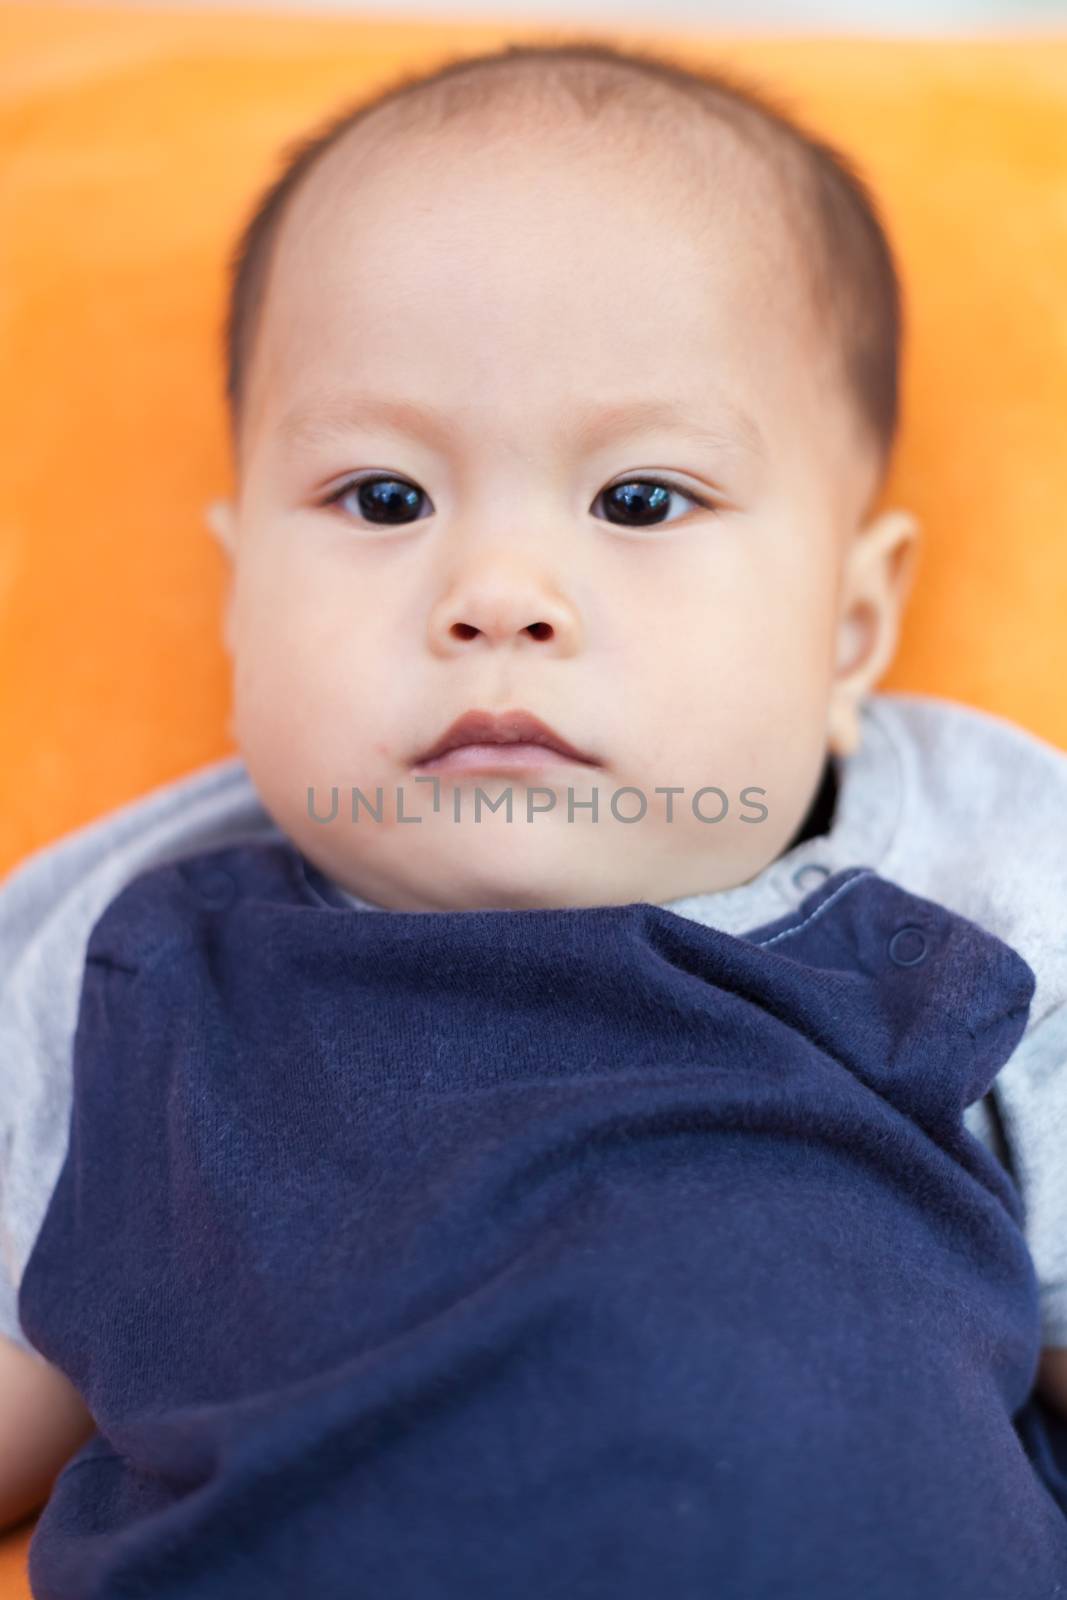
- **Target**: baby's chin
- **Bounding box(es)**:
[322,814,647,914]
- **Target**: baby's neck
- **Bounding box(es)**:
[783,753,839,853]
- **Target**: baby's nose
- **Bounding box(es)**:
[426,565,583,656]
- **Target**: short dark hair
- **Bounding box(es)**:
[221,38,903,493]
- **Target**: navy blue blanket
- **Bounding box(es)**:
[18,843,1067,1597]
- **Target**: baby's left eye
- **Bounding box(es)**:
[594,477,714,528]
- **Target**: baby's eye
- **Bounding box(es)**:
[322,475,432,526]
[594,477,714,528]
[320,473,715,528]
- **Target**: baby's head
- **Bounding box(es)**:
[205,40,920,913]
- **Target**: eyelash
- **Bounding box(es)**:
[320,473,717,523]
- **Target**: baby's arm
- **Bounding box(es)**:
[0,757,268,1533]
[0,1334,94,1532]
[1037,1349,1067,1420]
[975,981,1067,1425]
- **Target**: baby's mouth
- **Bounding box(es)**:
[414,742,598,775]
[411,707,601,773]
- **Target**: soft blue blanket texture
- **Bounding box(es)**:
[18,845,1067,1597]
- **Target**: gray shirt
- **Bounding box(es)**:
[2,690,1066,1363]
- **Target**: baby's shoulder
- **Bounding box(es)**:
[0,757,276,1353]
[84,835,300,971]
[870,690,1067,806]
[0,752,278,1108]
[866,692,1067,1022]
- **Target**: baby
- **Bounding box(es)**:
[3,35,1067,1597]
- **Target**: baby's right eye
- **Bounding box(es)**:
[322,474,432,526]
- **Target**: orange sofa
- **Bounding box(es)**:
[2,5,1066,1590]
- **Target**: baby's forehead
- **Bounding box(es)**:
[272,111,818,349]
[246,106,856,491]
[288,94,810,274]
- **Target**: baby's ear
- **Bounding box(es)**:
[203,499,237,658]
[204,498,237,557]
[826,506,922,758]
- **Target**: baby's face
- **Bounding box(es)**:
[211,116,914,911]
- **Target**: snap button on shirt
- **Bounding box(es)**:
[791,861,831,893]
[18,845,1067,1600]
[888,924,930,967]
[196,866,236,908]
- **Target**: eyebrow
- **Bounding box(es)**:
[276,392,767,462]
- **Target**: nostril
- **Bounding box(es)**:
[447,621,554,641]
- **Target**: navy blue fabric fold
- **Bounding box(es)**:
[18,842,1067,1598]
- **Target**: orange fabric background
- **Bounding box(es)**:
[1,4,1066,1584]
